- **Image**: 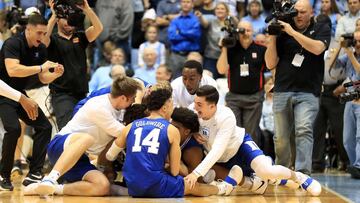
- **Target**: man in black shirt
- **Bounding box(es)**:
[265,0,331,175]
[44,0,103,130]
[0,14,64,191]
[217,21,266,144]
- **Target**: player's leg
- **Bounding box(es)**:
[184,165,243,196]
[50,133,95,175]
[244,131,322,197]
[61,170,110,196]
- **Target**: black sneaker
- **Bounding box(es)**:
[22,172,43,186]
[348,166,360,179]
[0,176,14,191]
[11,161,23,181]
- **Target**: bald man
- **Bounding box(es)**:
[134,47,159,84]
[217,21,267,143]
[265,0,331,175]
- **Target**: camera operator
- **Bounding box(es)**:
[217,21,266,144]
[265,0,331,175]
[44,0,103,130]
[0,14,64,191]
[328,30,360,178]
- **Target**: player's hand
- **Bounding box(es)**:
[184,172,198,190]
[278,20,295,36]
[193,133,207,144]
[53,64,64,78]
[19,94,38,120]
[41,60,59,72]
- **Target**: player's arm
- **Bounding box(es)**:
[106,123,132,161]
[168,125,181,176]
[192,116,234,177]
[133,78,146,104]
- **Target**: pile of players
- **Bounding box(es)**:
[22,74,322,197]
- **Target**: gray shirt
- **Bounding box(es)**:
[204,18,223,59]
[96,0,134,42]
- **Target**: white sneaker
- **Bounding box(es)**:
[216,180,234,196]
[203,169,216,184]
[23,183,39,196]
[250,175,268,194]
[295,172,322,196]
[35,179,57,196]
[217,165,244,196]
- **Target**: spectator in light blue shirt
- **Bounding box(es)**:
[89,48,126,93]
[168,0,202,78]
[242,0,267,38]
[134,47,159,84]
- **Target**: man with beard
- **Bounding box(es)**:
[171,60,217,107]
[217,21,266,145]
[44,0,103,130]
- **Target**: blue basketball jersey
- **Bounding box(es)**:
[123,117,183,197]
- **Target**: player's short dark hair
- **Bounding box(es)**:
[27,13,48,26]
[111,76,142,98]
[123,104,149,125]
[196,85,219,105]
[144,88,172,111]
[171,107,199,133]
[183,60,203,75]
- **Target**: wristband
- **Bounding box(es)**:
[106,141,124,161]
[193,169,201,178]
[39,65,43,73]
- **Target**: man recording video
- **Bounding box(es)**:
[217,20,266,143]
[44,0,103,130]
[328,30,360,179]
[264,0,331,175]
[0,14,64,191]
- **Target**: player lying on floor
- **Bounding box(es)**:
[183,85,322,197]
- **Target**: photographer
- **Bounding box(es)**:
[217,21,266,144]
[0,14,64,191]
[44,0,103,130]
[265,0,331,175]
[328,30,360,178]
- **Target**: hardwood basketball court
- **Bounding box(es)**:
[0,181,351,203]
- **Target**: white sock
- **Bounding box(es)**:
[55,184,64,195]
[46,170,60,182]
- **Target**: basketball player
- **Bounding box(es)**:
[185,85,322,197]
[25,76,142,196]
[106,88,243,197]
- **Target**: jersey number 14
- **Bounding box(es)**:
[132,127,160,154]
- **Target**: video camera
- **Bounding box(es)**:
[341,33,355,48]
[6,5,28,29]
[339,80,360,103]
[54,0,85,27]
[220,16,245,48]
[265,0,298,35]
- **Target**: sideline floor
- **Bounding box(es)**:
[0,175,352,203]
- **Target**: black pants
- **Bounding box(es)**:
[51,92,84,130]
[312,92,349,170]
[0,97,52,178]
